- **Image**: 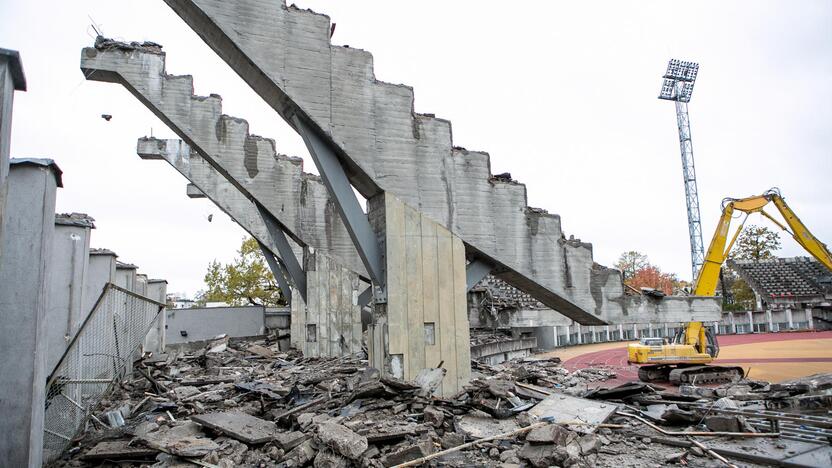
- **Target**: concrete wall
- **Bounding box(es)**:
[83,249,117,316]
[144,279,168,353]
[115,262,137,291]
[0,50,26,259]
[368,193,471,396]
[45,216,93,375]
[165,306,266,345]
[0,159,60,467]
[290,248,362,357]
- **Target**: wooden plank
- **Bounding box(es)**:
[404,205,424,380]
[452,235,471,394]
[81,441,158,460]
[420,213,441,372]
[191,411,279,444]
[436,226,457,396]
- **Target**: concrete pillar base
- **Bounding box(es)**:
[367,193,470,396]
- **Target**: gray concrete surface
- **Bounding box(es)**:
[45,214,94,375]
[115,261,137,291]
[367,193,471,396]
[144,279,168,353]
[290,247,362,357]
[0,49,26,260]
[82,248,117,320]
[0,158,60,468]
[165,306,266,345]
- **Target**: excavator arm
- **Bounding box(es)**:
[770,194,832,272]
[692,188,831,296]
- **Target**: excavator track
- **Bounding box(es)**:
[668,365,744,385]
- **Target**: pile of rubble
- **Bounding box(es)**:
[48,335,832,468]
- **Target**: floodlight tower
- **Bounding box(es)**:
[659,59,704,281]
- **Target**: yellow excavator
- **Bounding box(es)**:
[629,188,832,384]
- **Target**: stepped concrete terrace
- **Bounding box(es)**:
[161,0,720,325]
[81,40,609,324]
[136,137,365,279]
[80,40,366,288]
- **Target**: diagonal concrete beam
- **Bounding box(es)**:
[160,1,611,325]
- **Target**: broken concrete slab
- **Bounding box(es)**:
[191,411,278,444]
[80,441,158,461]
[316,422,368,460]
[455,415,520,439]
[380,440,434,467]
[274,430,309,451]
[139,421,219,457]
[527,393,617,433]
[525,423,575,445]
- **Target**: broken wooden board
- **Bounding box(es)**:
[81,441,158,461]
[527,393,617,433]
[179,375,238,386]
[192,411,279,444]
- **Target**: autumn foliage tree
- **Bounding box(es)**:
[615,251,682,295]
[199,237,285,306]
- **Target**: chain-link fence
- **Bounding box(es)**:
[43,283,164,462]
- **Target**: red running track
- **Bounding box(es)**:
[562,330,832,388]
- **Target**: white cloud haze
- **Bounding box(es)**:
[2,1,830,296]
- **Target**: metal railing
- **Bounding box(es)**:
[42,283,164,462]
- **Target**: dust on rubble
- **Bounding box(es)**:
[48,333,832,468]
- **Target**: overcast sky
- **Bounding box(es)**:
[2,1,830,297]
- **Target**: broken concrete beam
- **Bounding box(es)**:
[83,46,367,279]
[191,411,279,444]
[136,137,366,279]
[185,183,205,198]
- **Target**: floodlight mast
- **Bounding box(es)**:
[659,59,704,281]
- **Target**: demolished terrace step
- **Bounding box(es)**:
[81,44,365,279]
[81,41,604,325]
[162,0,610,325]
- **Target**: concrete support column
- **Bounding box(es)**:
[0,159,60,467]
[633,323,639,339]
[0,50,26,260]
[367,193,470,397]
[605,325,611,342]
[618,324,623,341]
[576,324,583,344]
[786,307,793,329]
[807,308,814,330]
[747,311,753,333]
[565,325,571,345]
[766,309,774,332]
[647,322,653,338]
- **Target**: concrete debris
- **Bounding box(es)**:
[45,334,832,468]
[93,35,163,54]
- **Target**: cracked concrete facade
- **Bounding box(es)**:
[158,0,720,325]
